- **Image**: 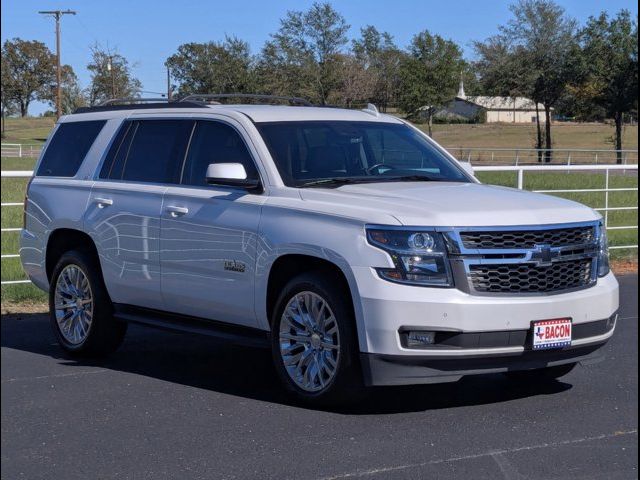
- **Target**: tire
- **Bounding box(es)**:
[49,248,126,356]
[505,363,577,382]
[271,271,364,406]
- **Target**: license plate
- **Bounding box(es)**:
[532,318,572,350]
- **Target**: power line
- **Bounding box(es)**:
[38,9,77,119]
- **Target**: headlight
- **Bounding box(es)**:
[366,227,454,287]
[597,223,610,277]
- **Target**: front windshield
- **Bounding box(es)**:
[256,121,471,187]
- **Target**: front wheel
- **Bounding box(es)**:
[271,271,363,406]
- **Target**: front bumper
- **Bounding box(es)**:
[353,267,619,356]
[351,267,619,385]
[360,339,609,386]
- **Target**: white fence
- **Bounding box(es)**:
[1,165,638,286]
[449,147,638,166]
[1,143,42,158]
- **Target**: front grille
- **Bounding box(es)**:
[469,259,593,293]
[460,226,595,250]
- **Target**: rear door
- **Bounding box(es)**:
[160,118,266,327]
[85,118,193,309]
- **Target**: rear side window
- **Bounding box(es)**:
[113,120,193,184]
[99,121,134,179]
[181,121,258,187]
[36,120,106,177]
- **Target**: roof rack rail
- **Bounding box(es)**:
[73,97,206,114]
[99,97,169,106]
[179,93,313,106]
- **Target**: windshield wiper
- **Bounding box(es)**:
[298,178,376,188]
[383,174,441,182]
[298,175,441,188]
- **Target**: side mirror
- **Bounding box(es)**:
[459,162,475,177]
[205,163,261,191]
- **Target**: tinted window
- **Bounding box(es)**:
[257,121,470,187]
[181,121,258,187]
[99,121,134,179]
[37,120,106,177]
[120,120,194,183]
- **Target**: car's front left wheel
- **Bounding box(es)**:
[271,271,363,406]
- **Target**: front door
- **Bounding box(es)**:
[160,120,265,327]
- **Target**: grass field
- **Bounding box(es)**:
[1,117,55,144]
[425,122,639,151]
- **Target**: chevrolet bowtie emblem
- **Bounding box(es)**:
[530,244,560,267]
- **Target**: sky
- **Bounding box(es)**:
[2,0,638,115]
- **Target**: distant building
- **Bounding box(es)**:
[433,79,549,124]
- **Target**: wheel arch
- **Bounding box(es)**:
[260,251,367,353]
[45,228,101,282]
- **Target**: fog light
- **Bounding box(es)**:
[606,314,617,331]
[406,331,435,348]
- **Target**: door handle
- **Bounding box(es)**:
[166,206,189,217]
[94,198,113,208]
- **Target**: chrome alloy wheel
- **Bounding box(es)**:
[54,264,94,345]
[279,291,340,392]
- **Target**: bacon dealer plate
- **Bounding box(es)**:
[532,318,572,350]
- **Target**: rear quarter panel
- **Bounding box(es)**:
[19,117,122,291]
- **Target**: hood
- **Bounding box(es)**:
[299,182,600,227]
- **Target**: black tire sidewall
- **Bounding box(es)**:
[271,271,361,405]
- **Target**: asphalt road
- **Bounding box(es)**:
[2,275,637,480]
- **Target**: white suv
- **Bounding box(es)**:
[20,97,619,405]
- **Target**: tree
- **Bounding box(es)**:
[41,64,86,114]
[1,38,55,116]
[258,2,349,104]
[329,54,375,107]
[166,37,254,97]
[352,26,405,111]
[474,35,548,157]
[87,45,142,105]
[1,55,18,134]
[398,30,465,136]
[499,0,580,161]
[60,65,87,114]
[578,10,638,163]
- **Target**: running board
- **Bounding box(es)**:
[113,304,270,348]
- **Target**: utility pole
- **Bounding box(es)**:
[38,9,76,119]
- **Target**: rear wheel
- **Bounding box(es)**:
[271,271,363,406]
[505,363,577,382]
[49,249,126,356]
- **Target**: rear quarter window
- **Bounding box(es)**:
[36,120,106,177]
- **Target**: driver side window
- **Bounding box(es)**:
[181,121,259,187]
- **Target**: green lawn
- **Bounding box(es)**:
[1,117,54,144]
[1,175,46,303]
[0,156,38,171]
[428,122,639,152]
